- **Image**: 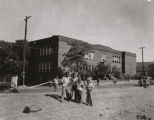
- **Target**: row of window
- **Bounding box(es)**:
[84,53,107,61]
[80,65,95,71]
[39,62,95,73]
[40,48,121,63]
[39,62,53,72]
[84,53,120,64]
[40,46,53,56]
[112,56,121,63]
[39,62,120,73]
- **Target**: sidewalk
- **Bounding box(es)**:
[18,80,139,93]
[92,79,138,85]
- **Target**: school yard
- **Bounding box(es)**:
[0,81,154,120]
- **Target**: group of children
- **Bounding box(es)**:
[51,72,94,106]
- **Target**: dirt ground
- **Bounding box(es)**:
[0,85,154,120]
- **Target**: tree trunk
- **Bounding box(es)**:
[76,61,79,72]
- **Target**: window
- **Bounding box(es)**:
[113,56,120,63]
[48,61,51,72]
[41,62,43,72]
[84,52,94,60]
[45,62,48,72]
[39,63,41,72]
[42,47,45,56]
[45,46,48,56]
[40,48,42,56]
[48,46,51,55]
[39,61,53,72]
[101,54,107,63]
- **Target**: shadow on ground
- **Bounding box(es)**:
[45,94,62,102]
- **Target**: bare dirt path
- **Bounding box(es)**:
[0,86,154,120]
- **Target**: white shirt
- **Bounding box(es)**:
[77,81,84,91]
[62,77,70,87]
[54,78,58,84]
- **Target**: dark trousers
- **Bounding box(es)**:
[72,85,77,101]
[86,91,93,106]
[77,90,82,103]
[74,89,78,102]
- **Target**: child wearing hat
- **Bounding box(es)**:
[86,77,94,106]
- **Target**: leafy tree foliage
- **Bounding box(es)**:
[111,66,121,79]
[93,62,111,79]
[62,42,90,72]
[0,40,29,82]
[148,64,154,78]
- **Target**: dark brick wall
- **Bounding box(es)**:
[122,52,136,76]
[28,36,59,84]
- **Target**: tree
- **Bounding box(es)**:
[111,66,121,79]
[62,42,90,72]
[0,40,30,82]
[0,41,18,81]
[148,64,154,78]
[57,67,65,78]
[93,62,111,79]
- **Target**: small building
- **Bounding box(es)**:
[27,35,136,84]
[136,62,154,76]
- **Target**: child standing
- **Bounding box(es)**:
[61,72,71,103]
[71,72,78,102]
[86,77,94,106]
[76,78,84,103]
[53,76,58,92]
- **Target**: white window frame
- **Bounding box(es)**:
[84,52,94,60]
[48,61,50,72]
[101,53,107,62]
[40,48,42,56]
[46,46,48,56]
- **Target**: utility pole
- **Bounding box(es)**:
[23,16,31,86]
[139,47,145,76]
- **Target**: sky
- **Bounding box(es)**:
[0,0,154,62]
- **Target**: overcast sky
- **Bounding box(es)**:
[0,0,154,62]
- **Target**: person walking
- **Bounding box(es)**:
[60,72,70,103]
[86,77,94,106]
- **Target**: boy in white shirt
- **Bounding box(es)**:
[86,77,94,106]
[61,72,71,103]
